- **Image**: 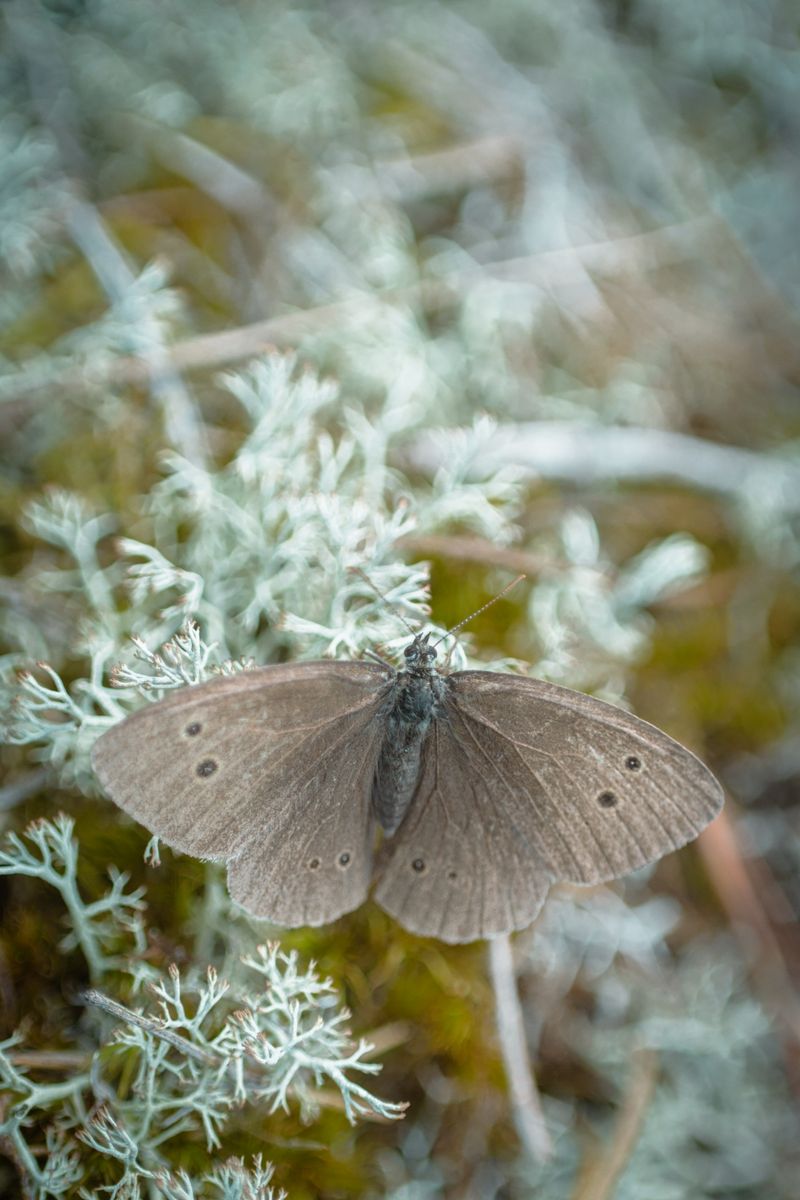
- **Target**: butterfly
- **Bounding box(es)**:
[91,629,723,943]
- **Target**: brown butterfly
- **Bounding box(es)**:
[92,632,723,943]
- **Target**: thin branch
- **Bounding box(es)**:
[7,1050,91,1072]
[78,988,404,1116]
[570,1047,659,1200]
[78,989,219,1068]
[129,118,274,221]
[698,814,800,1057]
[488,934,552,1162]
[375,133,523,202]
[2,221,713,411]
[396,533,553,576]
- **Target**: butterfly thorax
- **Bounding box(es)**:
[372,636,448,836]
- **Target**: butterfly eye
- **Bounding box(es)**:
[404,645,415,658]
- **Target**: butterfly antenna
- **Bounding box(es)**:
[348,566,420,636]
[432,574,526,648]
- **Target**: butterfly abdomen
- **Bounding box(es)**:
[371,669,447,835]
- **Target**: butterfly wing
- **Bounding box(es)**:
[92,661,393,926]
[374,671,723,943]
[372,714,552,943]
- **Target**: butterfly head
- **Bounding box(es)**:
[402,632,438,672]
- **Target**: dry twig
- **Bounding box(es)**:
[488,934,552,1162]
[570,1047,659,1200]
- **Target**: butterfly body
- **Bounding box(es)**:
[92,638,724,943]
[372,634,448,835]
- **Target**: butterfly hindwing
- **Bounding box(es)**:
[372,713,553,943]
[226,702,384,926]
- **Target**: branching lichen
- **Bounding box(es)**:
[0,818,404,1198]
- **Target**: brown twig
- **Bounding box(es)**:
[79,988,219,1067]
[6,1049,91,1072]
[78,988,406,1116]
[570,1047,659,1200]
[376,134,523,201]
[697,813,800,1056]
[3,221,712,412]
[396,534,553,577]
[0,768,50,812]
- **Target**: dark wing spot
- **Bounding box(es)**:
[309,857,320,870]
[625,755,642,770]
[338,852,351,868]
[412,858,425,873]
[598,790,617,808]
[185,722,202,737]
[196,759,218,778]
[447,870,457,881]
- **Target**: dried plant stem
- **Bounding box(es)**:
[571,1047,659,1200]
[2,222,710,413]
[79,989,219,1067]
[7,1049,90,1071]
[396,533,553,576]
[375,133,522,201]
[488,934,552,1163]
[698,813,800,1053]
[193,861,224,965]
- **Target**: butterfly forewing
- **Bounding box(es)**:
[448,672,723,884]
[92,661,393,923]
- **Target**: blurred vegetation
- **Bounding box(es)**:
[1,0,799,1197]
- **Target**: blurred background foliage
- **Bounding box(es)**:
[1,0,799,1196]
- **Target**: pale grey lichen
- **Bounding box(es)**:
[529,509,709,697]
[5,350,532,789]
[0,817,404,1198]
